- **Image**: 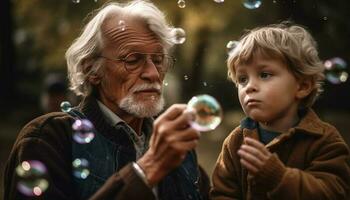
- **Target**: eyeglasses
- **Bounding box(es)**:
[98,52,176,74]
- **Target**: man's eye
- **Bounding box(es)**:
[125,54,143,64]
[152,55,164,65]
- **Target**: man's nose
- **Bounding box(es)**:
[140,58,161,81]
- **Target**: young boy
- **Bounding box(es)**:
[210,22,350,200]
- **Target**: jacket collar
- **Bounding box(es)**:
[240,108,324,137]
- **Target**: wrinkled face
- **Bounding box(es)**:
[235,57,301,124]
[95,16,166,118]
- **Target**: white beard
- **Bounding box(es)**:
[119,83,165,118]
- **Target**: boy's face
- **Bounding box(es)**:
[235,57,303,125]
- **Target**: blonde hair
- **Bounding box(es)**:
[227,22,325,107]
[65,0,174,97]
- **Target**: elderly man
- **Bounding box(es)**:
[4,1,209,199]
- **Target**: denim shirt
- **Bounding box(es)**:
[68,107,202,200]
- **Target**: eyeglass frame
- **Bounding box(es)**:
[97,52,176,74]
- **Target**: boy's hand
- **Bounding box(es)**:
[237,137,272,175]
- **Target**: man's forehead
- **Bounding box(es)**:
[101,15,163,53]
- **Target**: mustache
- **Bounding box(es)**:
[131,83,162,93]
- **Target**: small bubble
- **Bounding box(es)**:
[72,0,80,3]
[242,0,262,9]
[177,0,186,8]
[324,57,348,84]
[213,0,225,3]
[118,20,126,31]
[184,75,189,80]
[73,158,90,179]
[273,0,277,3]
[72,119,95,144]
[186,94,223,132]
[203,82,208,87]
[60,101,72,112]
[163,81,169,86]
[16,160,49,197]
[323,16,328,21]
[226,40,239,54]
[171,28,186,44]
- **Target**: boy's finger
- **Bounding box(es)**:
[237,149,263,167]
[244,137,270,155]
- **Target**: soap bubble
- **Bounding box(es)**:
[118,20,126,31]
[214,0,225,3]
[178,0,186,8]
[72,119,95,144]
[324,57,348,84]
[226,40,239,54]
[72,158,90,179]
[171,28,186,44]
[242,0,262,9]
[72,0,80,3]
[187,94,223,132]
[16,160,49,196]
[60,101,72,112]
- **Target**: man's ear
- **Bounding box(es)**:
[82,58,101,85]
[296,78,313,99]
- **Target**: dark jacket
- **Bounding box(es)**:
[211,109,350,200]
[4,96,209,200]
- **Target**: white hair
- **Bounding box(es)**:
[65,0,175,97]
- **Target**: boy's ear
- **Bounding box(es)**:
[82,58,101,85]
[296,78,313,99]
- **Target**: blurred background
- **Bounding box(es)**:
[1,0,350,196]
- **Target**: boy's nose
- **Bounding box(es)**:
[245,79,258,93]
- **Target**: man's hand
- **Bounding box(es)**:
[237,137,272,175]
[137,104,200,186]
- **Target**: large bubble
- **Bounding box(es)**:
[187,94,223,132]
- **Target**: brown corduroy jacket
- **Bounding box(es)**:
[210,109,350,200]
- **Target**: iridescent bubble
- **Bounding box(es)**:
[324,57,348,84]
[177,0,186,8]
[16,160,49,197]
[187,94,223,132]
[171,28,186,44]
[214,0,225,3]
[60,101,72,112]
[72,158,90,179]
[226,40,239,54]
[118,20,126,31]
[72,0,80,3]
[72,119,95,144]
[242,0,262,9]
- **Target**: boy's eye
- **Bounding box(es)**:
[237,75,248,85]
[260,72,272,79]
